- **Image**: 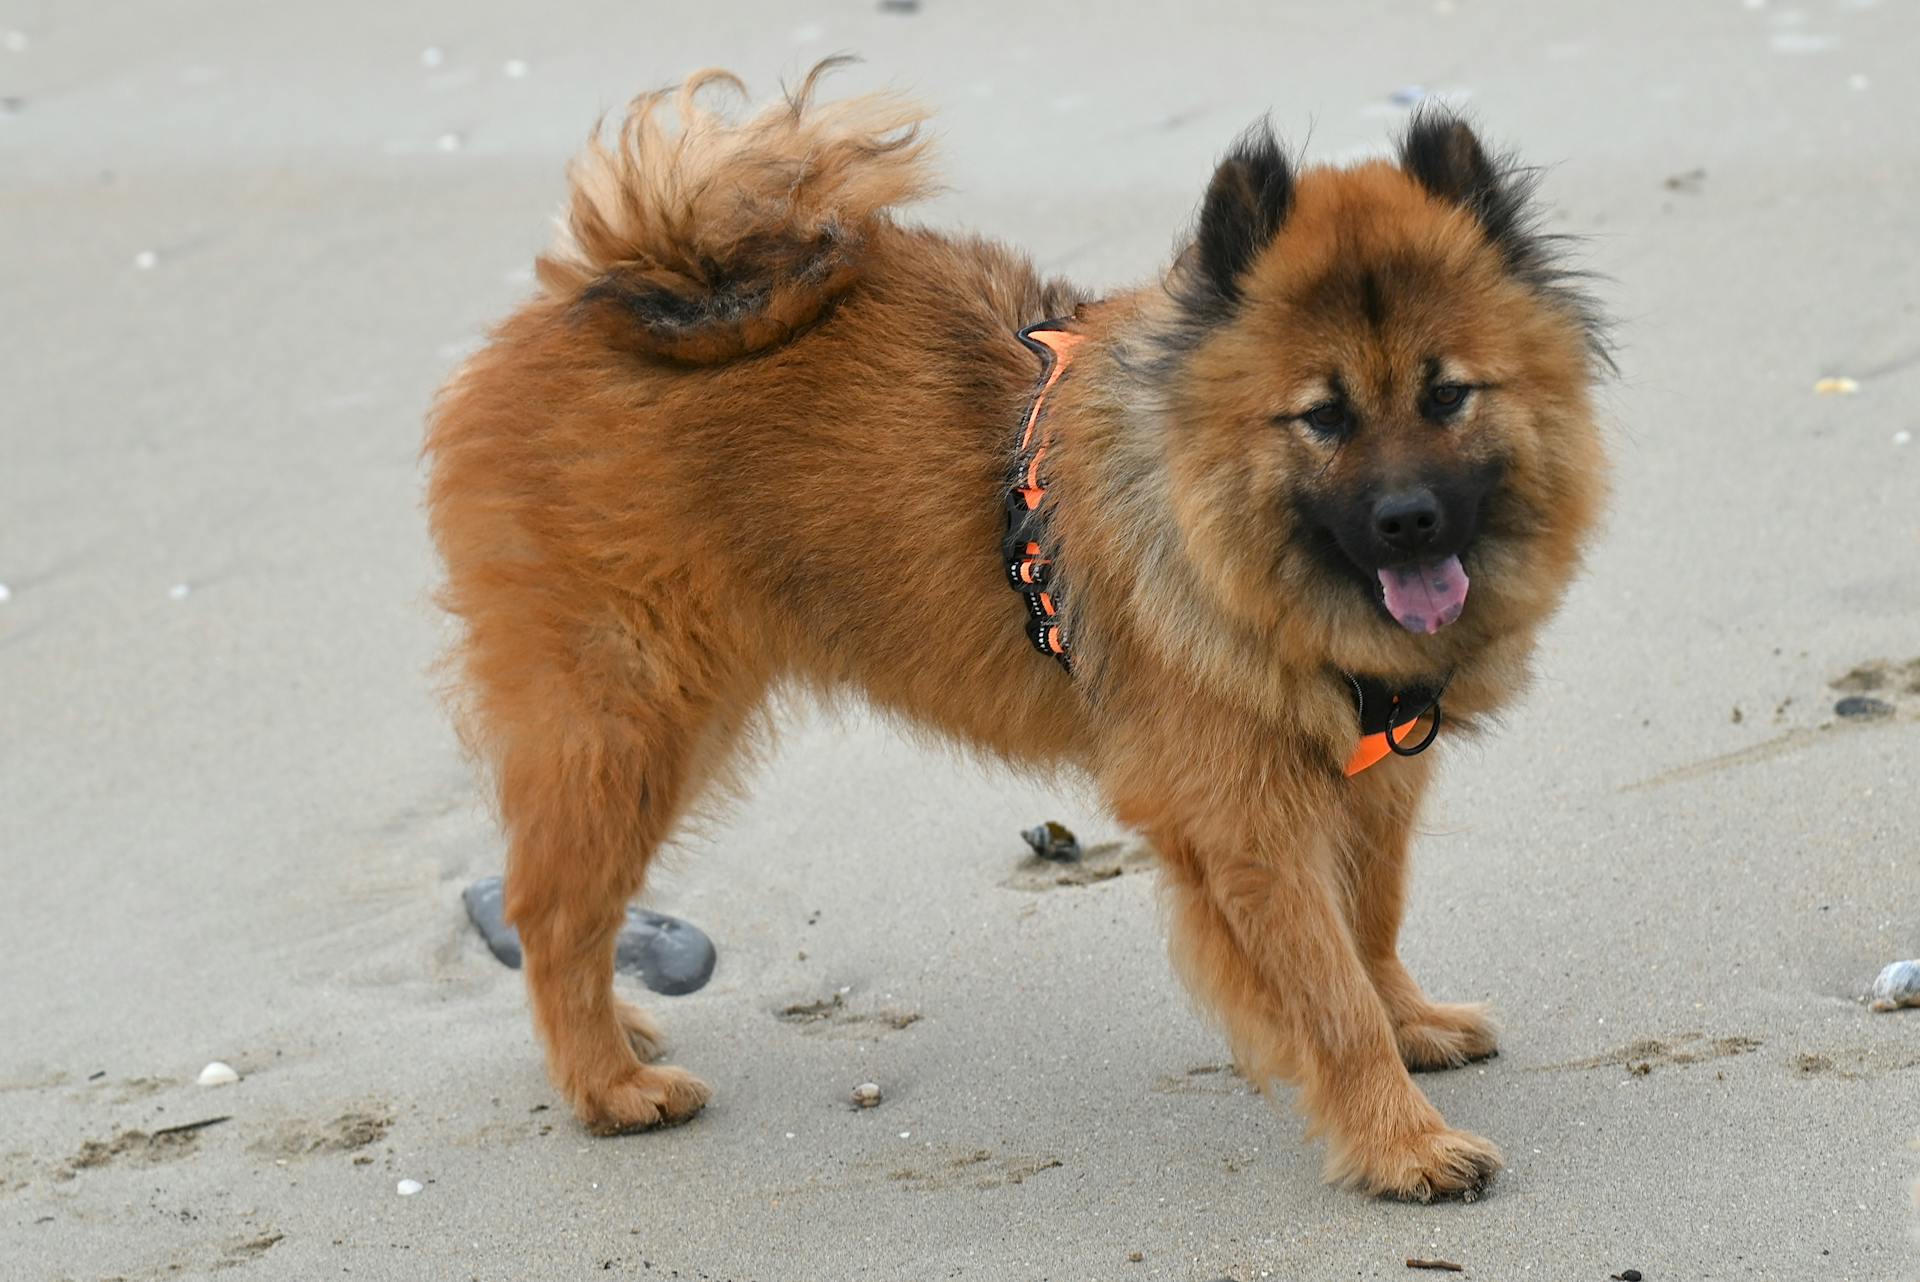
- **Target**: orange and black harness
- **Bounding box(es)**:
[1001,318,1446,778]
[1002,320,1083,673]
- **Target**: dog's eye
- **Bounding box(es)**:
[1300,402,1351,437]
[1425,383,1471,419]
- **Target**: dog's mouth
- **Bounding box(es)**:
[1295,472,1506,637]
[1300,523,1478,636]
[1373,555,1469,635]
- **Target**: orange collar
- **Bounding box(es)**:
[1341,673,1444,776]
[998,320,1444,774]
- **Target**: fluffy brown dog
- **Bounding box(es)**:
[425,62,1607,1200]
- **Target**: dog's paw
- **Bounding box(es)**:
[575,1064,712,1136]
[1334,1125,1503,1203]
[1395,1001,1498,1072]
[614,999,667,1062]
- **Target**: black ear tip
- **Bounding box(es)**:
[1398,107,1502,208]
[1400,108,1486,168]
[1404,102,1468,130]
[1211,118,1293,207]
[1191,117,1296,307]
[1229,116,1285,167]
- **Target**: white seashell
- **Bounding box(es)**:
[134,250,159,270]
[502,59,529,79]
[852,1082,882,1108]
[419,46,444,68]
[0,582,11,602]
[1870,960,1920,1012]
[1894,431,1912,446]
[168,582,191,600]
[396,1179,423,1196]
[197,1060,239,1086]
[435,132,463,153]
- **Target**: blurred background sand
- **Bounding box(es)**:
[3,1,1917,1277]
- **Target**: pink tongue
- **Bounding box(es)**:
[1377,556,1469,634]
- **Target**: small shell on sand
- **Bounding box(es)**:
[1021,821,1082,863]
[1813,376,1860,395]
[196,1061,239,1086]
[1870,960,1920,1012]
[852,1082,882,1108]
[396,1179,423,1196]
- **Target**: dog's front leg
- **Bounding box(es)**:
[1339,756,1499,1071]
[1158,827,1501,1201]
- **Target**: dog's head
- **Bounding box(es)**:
[1138,111,1608,674]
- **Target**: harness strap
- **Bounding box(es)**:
[1002,321,1084,672]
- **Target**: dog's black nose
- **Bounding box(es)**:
[1372,489,1443,553]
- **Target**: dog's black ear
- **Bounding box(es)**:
[1399,108,1615,371]
[1194,122,1293,305]
[1400,112,1496,203]
[1398,110,1530,262]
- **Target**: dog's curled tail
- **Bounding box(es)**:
[539,58,934,364]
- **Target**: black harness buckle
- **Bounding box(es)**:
[1346,672,1446,760]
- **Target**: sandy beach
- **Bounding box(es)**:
[3,1,1918,1277]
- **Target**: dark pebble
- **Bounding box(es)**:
[462,875,717,995]
[1834,695,1894,720]
[877,0,920,11]
[1021,820,1082,862]
[1614,1271,1643,1282]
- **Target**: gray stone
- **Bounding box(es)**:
[462,876,717,996]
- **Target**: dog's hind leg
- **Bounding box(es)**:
[1338,759,1498,1072]
[476,592,766,1135]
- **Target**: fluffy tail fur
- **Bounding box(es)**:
[539,58,933,364]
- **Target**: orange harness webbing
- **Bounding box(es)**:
[1001,321,1085,671]
[1000,320,1444,775]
